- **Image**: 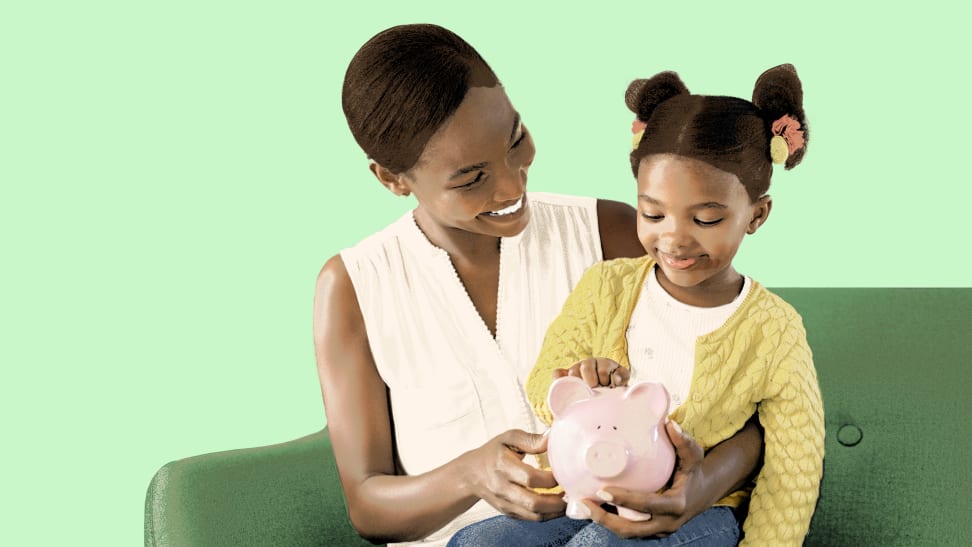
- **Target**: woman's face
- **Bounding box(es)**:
[636,154,770,306]
[398,85,536,242]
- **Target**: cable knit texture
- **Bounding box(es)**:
[525,256,824,546]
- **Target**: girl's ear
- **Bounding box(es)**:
[747,195,773,234]
[370,161,411,197]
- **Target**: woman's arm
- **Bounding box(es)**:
[314,255,565,543]
[597,199,645,260]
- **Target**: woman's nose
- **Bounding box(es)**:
[494,162,526,200]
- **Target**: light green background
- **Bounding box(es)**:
[2,1,968,545]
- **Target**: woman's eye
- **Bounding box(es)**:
[510,127,528,151]
[696,218,723,227]
[457,172,484,190]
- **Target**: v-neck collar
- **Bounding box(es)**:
[400,210,525,351]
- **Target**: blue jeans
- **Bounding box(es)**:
[447,506,739,546]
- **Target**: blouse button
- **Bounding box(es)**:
[692,393,703,402]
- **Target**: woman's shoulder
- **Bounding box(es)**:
[316,254,354,300]
[339,209,420,262]
[314,253,363,331]
[527,191,597,209]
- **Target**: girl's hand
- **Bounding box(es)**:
[579,420,712,538]
[462,429,567,521]
[553,357,629,388]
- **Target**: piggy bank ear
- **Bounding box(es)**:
[623,382,671,420]
[547,376,595,418]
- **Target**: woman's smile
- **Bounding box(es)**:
[481,195,526,218]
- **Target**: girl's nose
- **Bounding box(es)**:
[660,220,693,249]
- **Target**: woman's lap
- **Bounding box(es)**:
[447,506,740,547]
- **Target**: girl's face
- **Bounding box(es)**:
[384,85,535,244]
[636,154,771,307]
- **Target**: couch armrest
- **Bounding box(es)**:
[145,428,379,547]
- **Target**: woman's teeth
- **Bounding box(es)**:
[486,197,523,216]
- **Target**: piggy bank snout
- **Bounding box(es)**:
[584,441,628,478]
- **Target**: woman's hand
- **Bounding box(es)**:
[553,357,629,388]
[579,420,714,538]
[462,429,567,521]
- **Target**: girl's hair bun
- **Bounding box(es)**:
[753,64,808,169]
[625,71,689,122]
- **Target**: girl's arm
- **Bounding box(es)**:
[314,255,566,543]
[738,325,824,546]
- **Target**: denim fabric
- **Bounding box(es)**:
[447,506,739,547]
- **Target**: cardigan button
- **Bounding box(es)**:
[692,393,703,402]
[837,424,863,447]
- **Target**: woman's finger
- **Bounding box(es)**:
[667,420,704,471]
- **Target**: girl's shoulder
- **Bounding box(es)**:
[733,283,809,344]
[580,256,654,293]
[749,283,805,322]
[598,255,654,274]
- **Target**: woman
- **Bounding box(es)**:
[314,24,762,546]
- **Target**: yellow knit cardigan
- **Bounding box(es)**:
[525,257,825,546]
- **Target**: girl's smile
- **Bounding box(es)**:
[636,154,771,307]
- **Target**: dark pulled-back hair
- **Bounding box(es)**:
[342,24,499,174]
[627,64,808,202]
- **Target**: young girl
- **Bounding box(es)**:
[449,66,824,546]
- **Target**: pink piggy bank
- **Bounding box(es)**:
[546,376,675,521]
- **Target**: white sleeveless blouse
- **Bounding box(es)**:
[340,192,602,545]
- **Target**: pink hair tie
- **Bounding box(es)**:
[769,114,805,164]
[631,118,647,150]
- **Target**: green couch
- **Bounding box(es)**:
[145,288,972,546]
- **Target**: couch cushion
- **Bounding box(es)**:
[775,288,972,546]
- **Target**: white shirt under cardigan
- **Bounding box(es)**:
[339,192,603,546]
[626,266,752,414]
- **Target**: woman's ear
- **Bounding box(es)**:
[747,195,773,234]
[370,161,411,197]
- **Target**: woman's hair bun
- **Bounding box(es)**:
[625,71,689,122]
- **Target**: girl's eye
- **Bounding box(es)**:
[641,213,663,221]
[696,218,723,227]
